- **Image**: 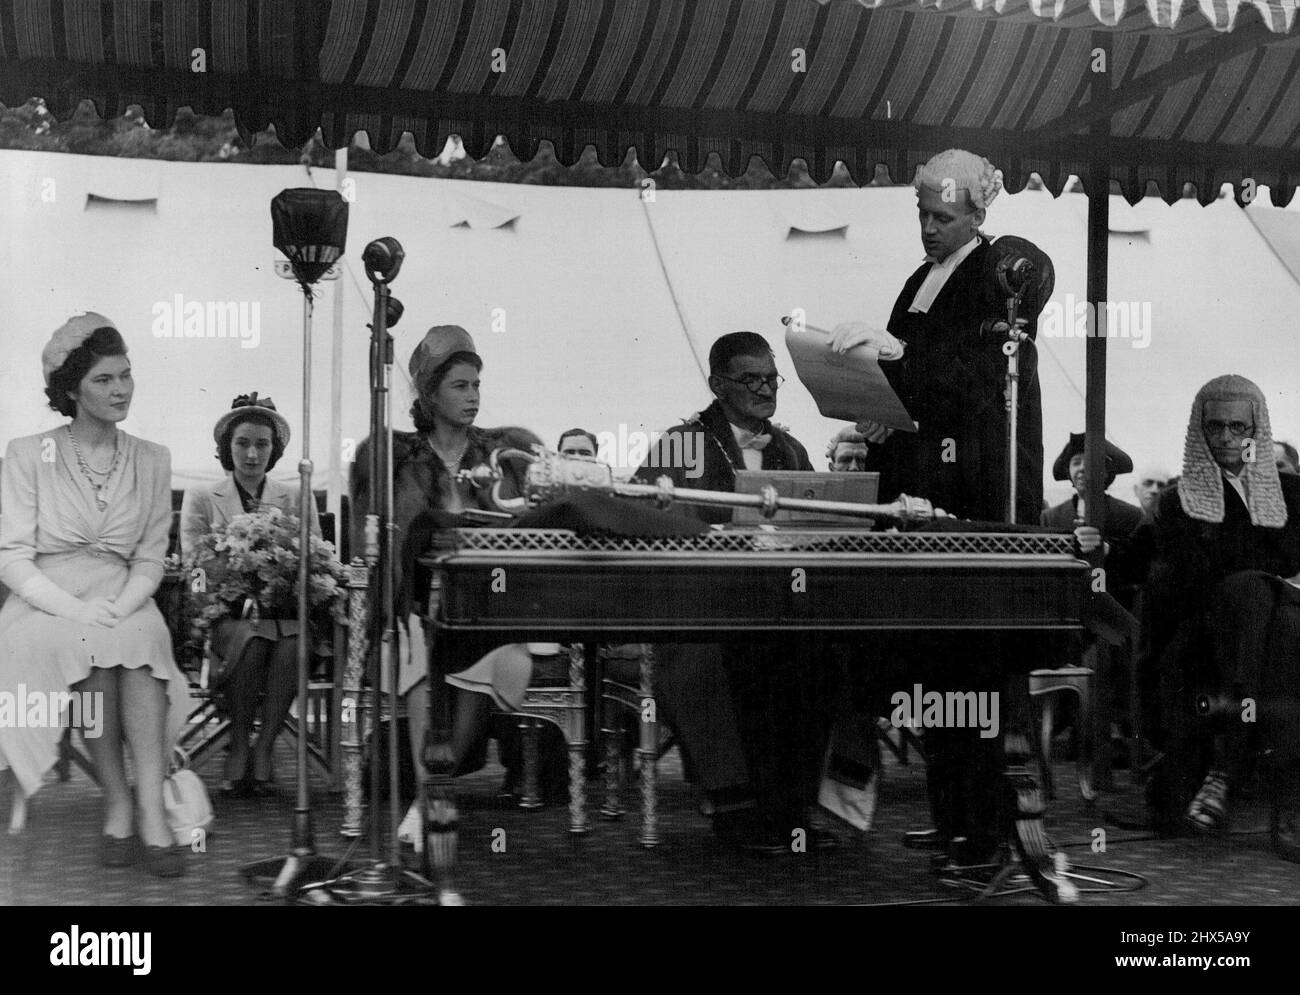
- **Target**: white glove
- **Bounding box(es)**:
[15,574,116,627]
[854,420,893,444]
[829,322,905,360]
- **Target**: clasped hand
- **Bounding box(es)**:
[78,596,122,628]
[1074,525,1108,555]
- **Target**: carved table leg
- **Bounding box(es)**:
[340,560,369,838]
[566,644,589,834]
[1003,731,1077,904]
[638,645,659,847]
[519,718,543,809]
[422,576,462,905]
[601,716,625,820]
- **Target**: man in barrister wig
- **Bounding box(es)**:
[636,331,834,854]
[1142,375,1300,861]
[831,149,1051,869]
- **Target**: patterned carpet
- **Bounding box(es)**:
[3,738,1299,906]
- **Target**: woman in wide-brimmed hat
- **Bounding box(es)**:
[0,314,193,877]
[179,393,320,795]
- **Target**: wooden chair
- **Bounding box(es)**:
[510,643,660,846]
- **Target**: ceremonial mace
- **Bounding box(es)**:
[459,448,937,523]
[242,189,350,896]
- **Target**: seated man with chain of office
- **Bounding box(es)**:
[635,332,835,854]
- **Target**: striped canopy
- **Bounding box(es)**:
[1,0,1298,202]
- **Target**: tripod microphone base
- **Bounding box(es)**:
[241,808,339,897]
[299,861,441,905]
[242,852,349,898]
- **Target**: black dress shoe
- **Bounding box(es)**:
[142,844,185,878]
[712,809,786,856]
[1273,803,1300,864]
[805,826,841,852]
[99,834,140,869]
[902,828,946,850]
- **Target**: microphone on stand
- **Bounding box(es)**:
[996,252,1035,299]
[363,237,405,284]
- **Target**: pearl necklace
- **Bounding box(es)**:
[427,434,469,469]
[68,427,122,510]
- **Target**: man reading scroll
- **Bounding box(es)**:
[831,150,1057,879]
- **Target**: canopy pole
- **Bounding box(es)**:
[1085,30,1115,789]
[328,147,348,547]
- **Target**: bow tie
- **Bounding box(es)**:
[737,431,772,451]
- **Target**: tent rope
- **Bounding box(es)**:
[639,198,709,383]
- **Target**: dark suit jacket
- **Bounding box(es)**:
[1148,474,1300,622]
[1041,492,1145,539]
[868,238,1043,524]
[634,399,813,524]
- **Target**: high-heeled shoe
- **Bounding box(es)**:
[142,843,185,878]
[219,778,252,798]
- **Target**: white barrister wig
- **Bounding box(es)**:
[914,149,1004,211]
[1179,374,1287,528]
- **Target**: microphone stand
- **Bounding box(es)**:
[241,284,349,897]
[302,242,434,903]
[1000,286,1031,525]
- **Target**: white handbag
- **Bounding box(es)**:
[163,746,214,847]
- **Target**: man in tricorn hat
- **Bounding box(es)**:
[1041,432,1144,544]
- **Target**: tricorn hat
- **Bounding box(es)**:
[1052,432,1133,482]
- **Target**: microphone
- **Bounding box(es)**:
[362,236,405,283]
[996,253,1034,298]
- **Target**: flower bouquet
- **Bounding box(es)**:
[186,507,348,638]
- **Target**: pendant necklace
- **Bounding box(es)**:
[68,426,122,510]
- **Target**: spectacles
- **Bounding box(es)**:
[715,373,785,394]
[1202,420,1255,438]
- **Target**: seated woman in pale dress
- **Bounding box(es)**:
[179,393,320,796]
[0,315,192,877]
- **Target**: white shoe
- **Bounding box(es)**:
[818,772,877,832]
[397,801,424,854]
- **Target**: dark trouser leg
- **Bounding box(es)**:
[920,633,1033,857]
[224,638,272,784]
[1211,571,1279,785]
[252,635,299,782]
[652,643,752,800]
[722,642,832,833]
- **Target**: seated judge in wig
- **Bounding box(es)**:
[0,315,192,877]
[1143,375,1300,860]
[350,325,540,796]
[179,393,320,795]
[832,149,1048,864]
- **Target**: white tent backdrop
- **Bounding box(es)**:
[3,149,1299,513]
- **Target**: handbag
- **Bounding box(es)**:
[202,598,260,691]
[163,746,214,848]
